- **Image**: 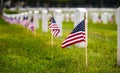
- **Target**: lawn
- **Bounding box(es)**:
[0,17,119,73]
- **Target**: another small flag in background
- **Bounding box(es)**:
[21,16,29,27]
[61,20,85,48]
[27,17,34,32]
[48,17,60,37]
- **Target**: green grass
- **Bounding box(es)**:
[0,17,119,73]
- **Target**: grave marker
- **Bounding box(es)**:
[65,13,70,22]
[28,11,33,22]
[101,12,108,24]
[53,9,63,36]
[34,11,39,28]
[70,13,74,22]
[116,7,120,66]
[42,9,48,32]
[20,13,24,23]
[92,13,99,23]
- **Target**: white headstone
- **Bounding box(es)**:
[92,13,99,23]
[101,12,108,24]
[48,13,52,20]
[38,14,41,20]
[108,13,113,23]
[116,7,120,65]
[34,11,39,28]
[70,13,74,22]
[28,11,33,22]
[20,13,24,22]
[16,14,20,22]
[53,9,63,36]
[62,14,64,22]
[65,13,70,22]
[24,12,28,17]
[42,9,48,32]
[74,8,88,48]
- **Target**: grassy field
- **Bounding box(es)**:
[0,17,120,73]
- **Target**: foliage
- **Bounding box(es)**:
[0,17,120,73]
[9,0,120,7]
[4,9,18,14]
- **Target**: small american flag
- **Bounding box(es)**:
[61,20,85,48]
[27,17,34,32]
[21,16,29,27]
[48,17,60,37]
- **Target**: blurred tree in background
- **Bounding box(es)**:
[1,0,120,10]
[0,0,4,15]
[0,0,119,19]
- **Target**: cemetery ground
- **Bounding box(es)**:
[0,17,120,73]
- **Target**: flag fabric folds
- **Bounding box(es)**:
[61,20,85,48]
[48,17,60,37]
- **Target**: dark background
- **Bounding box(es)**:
[2,0,120,8]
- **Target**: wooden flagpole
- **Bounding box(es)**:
[51,33,53,46]
[31,15,36,37]
[33,16,36,37]
[84,12,88,67]
[51,14,54,46]
[85,45,88,67]
[34,27,36,37]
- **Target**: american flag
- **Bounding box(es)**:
[61,20,85,48]
[21,16,29,27]
[12,17,17,24]
[27,17,34,32]
[9,18,14,24]
[48,17,60,37]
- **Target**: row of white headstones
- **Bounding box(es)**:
[92,12,114,24]
[3,8,88,48]
[3,8,88,35]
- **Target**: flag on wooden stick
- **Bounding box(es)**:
[61,20,85,48]
[48,17,60,37]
